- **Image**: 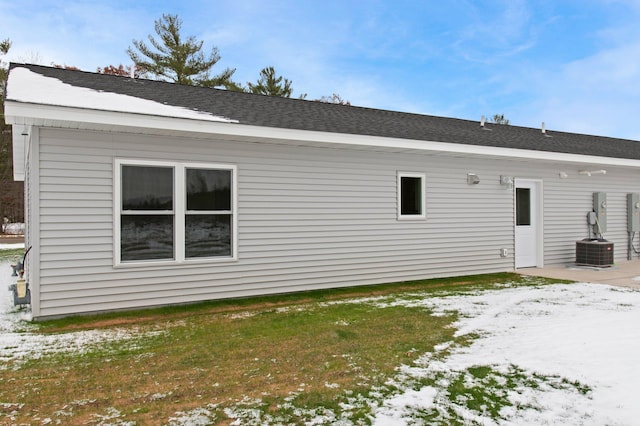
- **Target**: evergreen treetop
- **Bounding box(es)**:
[127,14,236,89]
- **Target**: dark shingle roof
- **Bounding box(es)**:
[10,63,640,160]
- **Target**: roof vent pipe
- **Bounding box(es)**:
[130,65,135,79]
[541,122,546,134]
[480,115,485,127]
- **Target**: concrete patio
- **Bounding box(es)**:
[518,260,640,289]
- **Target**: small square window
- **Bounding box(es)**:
[398,172,426,220]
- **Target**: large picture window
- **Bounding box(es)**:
[397,172,426,220]
[115,160,237,265]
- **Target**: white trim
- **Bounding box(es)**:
[397,171,427,220]
[7,99,640,169]
[175,166,185,262]
[27,127,41,317]
[536,180,544,268]
[113,159,238,267]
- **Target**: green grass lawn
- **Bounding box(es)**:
[0,270,567,425]
[0,247,24,262]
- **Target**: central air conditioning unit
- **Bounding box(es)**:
[575,239,614,267]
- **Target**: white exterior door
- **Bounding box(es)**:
[515,179,542,268]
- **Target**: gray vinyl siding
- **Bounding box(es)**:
[33,127,640,318]
[543,169,640,265]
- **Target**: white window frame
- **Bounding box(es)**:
[397,171,426,220]
[114,159,238,267]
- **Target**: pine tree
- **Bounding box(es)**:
[247,66,300,98]
[0,38,11,99]
[317,93,351,105]
[491,113,510,125]
[127,14,236,88]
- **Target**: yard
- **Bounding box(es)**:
[1,248,639,425]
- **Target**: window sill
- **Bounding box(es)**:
[114,256,239,269]
[397,215,427,221]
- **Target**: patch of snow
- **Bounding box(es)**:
[70,399,97,406]
[0,261,32,325]
[224,397,265,425]
[168,405,217,426]
[7,67,239,123]
[0,261,164,369]
[1,223,24,234]
[375,387,438,422]
[150,392,171,401]
[2,263,639,423]
[371,283,640,425]
[89,407,135,425]
[0,243,24,250]
[228,311,258,320]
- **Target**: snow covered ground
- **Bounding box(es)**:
[370,283,640,425]
[1,252,640,424]
[0,258,160,369]
[0,258,33,334]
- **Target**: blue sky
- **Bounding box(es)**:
[2,0,640,140]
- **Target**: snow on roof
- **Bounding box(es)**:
[6,67,238,123]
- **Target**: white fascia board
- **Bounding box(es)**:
[4,100,231,132]
[6,100,640,169]
[256,126,640,168]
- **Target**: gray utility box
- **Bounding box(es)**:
[576,239,614,267]
[593,192,607,233]
[9,281,31,306]
[628,193,640,232]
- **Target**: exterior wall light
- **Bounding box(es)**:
[499,175,514,189]
[578,170,607,176]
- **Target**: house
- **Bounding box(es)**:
[5,63,640,319]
